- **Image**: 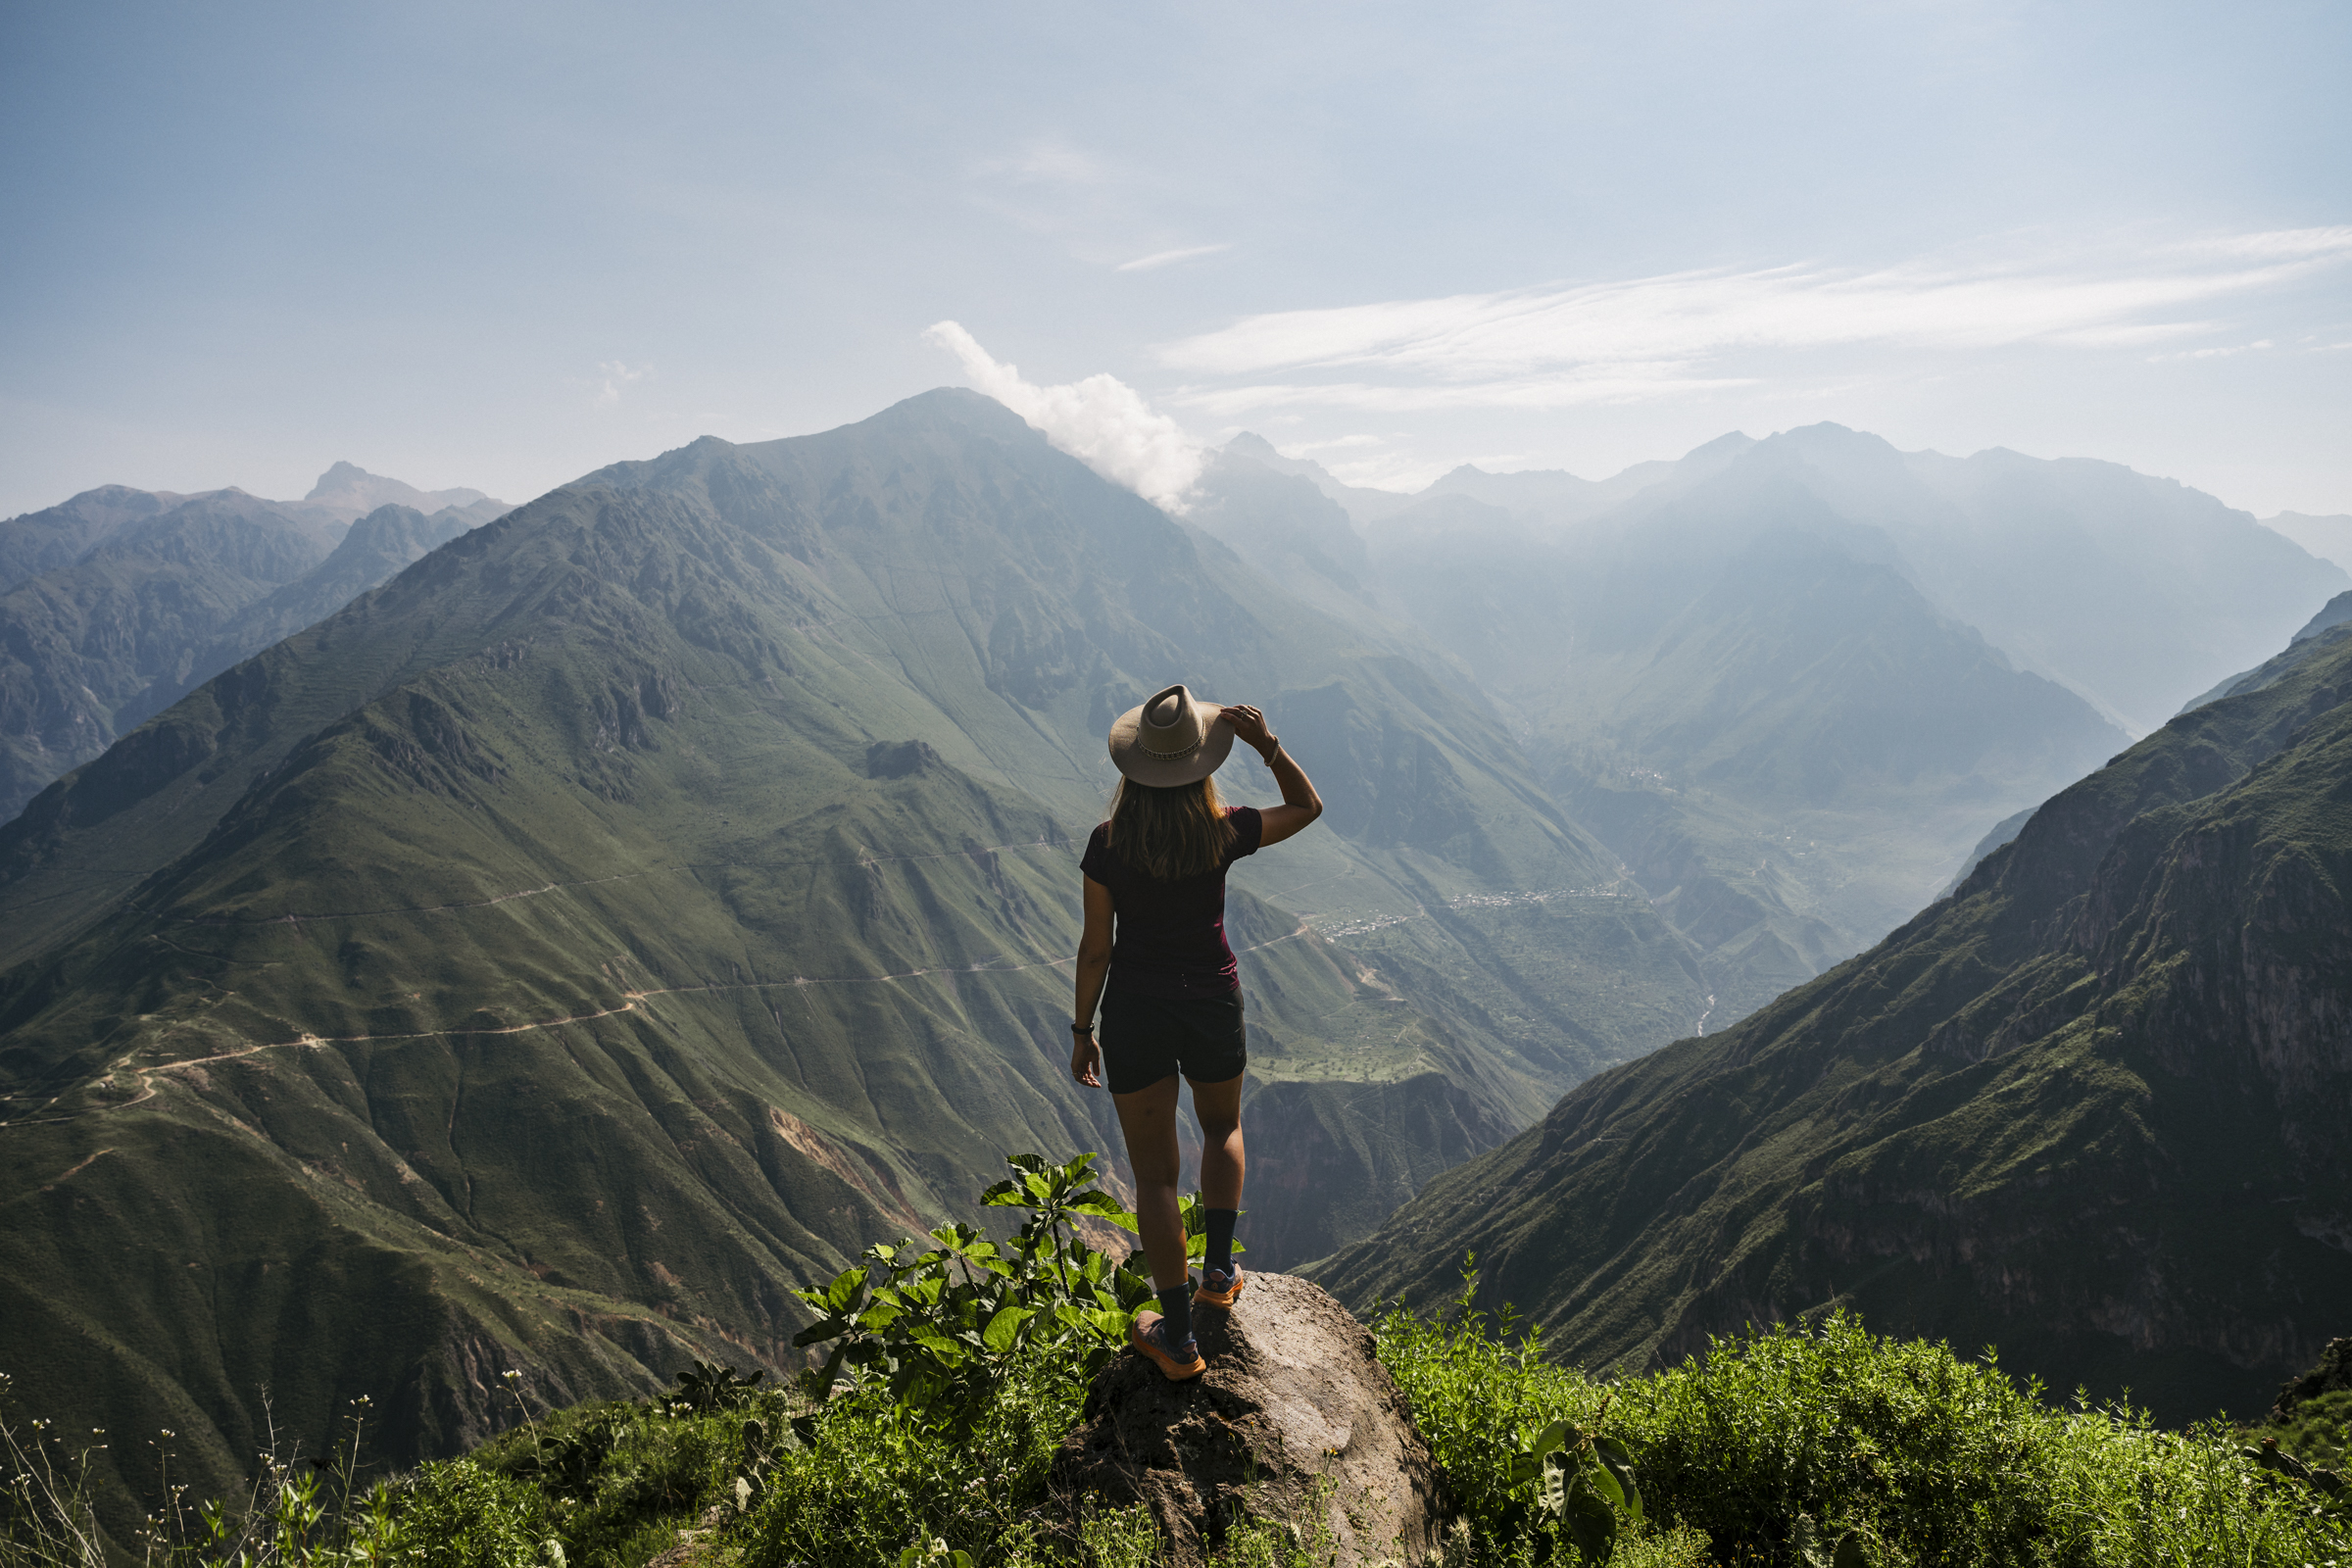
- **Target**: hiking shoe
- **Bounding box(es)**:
[1194,1264,1245,1308]
[1129,1312,1205,1381]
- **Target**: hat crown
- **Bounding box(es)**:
[1106,682,1233,786]
[1140,686,1204,756]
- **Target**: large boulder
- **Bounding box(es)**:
[1051,1272,1450,1567]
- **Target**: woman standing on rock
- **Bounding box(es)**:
[1071,684,1323,1381]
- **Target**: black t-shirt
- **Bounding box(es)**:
[1080,807,1264,1000]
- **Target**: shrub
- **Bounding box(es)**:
[1376,1279,2352,1567]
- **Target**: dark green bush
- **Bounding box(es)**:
[387,1460,551,1568]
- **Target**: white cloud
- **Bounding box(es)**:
[1116,242,1232,273]
[593,361,652,406]
[924,321,1204,513]
[1153,229,2352,414]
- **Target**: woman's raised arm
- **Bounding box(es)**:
[1222,704,1322,847]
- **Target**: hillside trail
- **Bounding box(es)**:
[2,878,1314,1131]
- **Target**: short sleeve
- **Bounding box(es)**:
[1227,807,1264,860]
[1079,824,1113,884]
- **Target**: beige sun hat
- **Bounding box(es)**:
[1107,683,1235,787]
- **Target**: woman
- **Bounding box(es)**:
[1070,683,1323,1381]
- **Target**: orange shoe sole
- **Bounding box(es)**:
[1129,1313,1205,1381]
[1194,1268,1245,1308]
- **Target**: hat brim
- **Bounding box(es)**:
[1107,701,1236,787]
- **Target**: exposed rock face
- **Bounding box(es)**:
[2273,1338,2352,1421]
[1053,1273,1448,1567]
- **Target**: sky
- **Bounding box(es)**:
[2,0,2348,520]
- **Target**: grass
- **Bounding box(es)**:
[11,1285,2347,1568]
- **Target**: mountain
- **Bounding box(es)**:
[301,460,505,524]
[0,475,506,818]
[1348,434,2134,1023]
[2263,512,2352,574]
[1261,421,2345,735]
[1314,621,2352,1424]
[0,391,1711,1518]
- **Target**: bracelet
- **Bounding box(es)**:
[1070,1023,1095,1035]
[1260,739,1283,764]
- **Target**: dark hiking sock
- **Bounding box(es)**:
[1156,1283,1195,1346]
[1204,1208,1239,1278]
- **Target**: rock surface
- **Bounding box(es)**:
[1052,1272,1448,1567]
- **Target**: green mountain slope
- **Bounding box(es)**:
[1315,625,2352,1424]
[0,390,1706,1513]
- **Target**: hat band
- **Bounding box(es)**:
[1140,731,1202,760]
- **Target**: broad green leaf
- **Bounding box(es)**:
[856,1301,904,1331]
[791,1318,848,1348]
[1585,1457,1627,1511]
[1563,1486,1618,1562]
[982,1305,1033,1353]
[821,1266,865,1314]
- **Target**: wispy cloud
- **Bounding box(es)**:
[593,361,653,406]
[978,139,1115,186]
[1154,228,2352,415]
[924,322,1203,512]
[1116,242,1232,273]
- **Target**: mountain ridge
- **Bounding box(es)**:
[1314,617,2352,1423]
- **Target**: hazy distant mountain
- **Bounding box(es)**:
[1223,424,2334,1022]
[1355,441,2132,1021]
[1219,432,1419,524]
[0,471,506,818]
[2262,511,2352,573]
[1743,426,2344,735]
[301,460,506,524]
[0,484,191,594]
[0,392,1712,1516]
[0,490,346,818]
[1419,430,1756,525]
[1245,424,2346,735]
[2179,588,2352,715]
[115,504,483,731]
[1316,619,2352,1426]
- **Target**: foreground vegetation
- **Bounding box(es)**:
[7,1158,2347,1568]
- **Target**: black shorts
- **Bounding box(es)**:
[1099,988,1248,1095]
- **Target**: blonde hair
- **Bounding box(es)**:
[1104,775,1237,880]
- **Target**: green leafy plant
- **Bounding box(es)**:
[789,1152,1154,1434]
[667,1360,767,1417]
[1507,1396,1642,1562]
[2244,1434,2351,1522]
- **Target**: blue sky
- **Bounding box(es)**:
[3,0,2347,517]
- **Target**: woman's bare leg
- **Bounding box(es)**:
[1112,1075,1189,1291]
[1188,1071,1246,1209]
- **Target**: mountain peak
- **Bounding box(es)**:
[303,462,497,517]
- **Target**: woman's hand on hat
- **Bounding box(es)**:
[1070,1029,1102,1088]
[1221,704,1272,751]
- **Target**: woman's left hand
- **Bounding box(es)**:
[1221,704,1271,751]
[1070,1030,1102,1088]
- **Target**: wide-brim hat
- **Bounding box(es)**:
[1107,683,1234,787]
